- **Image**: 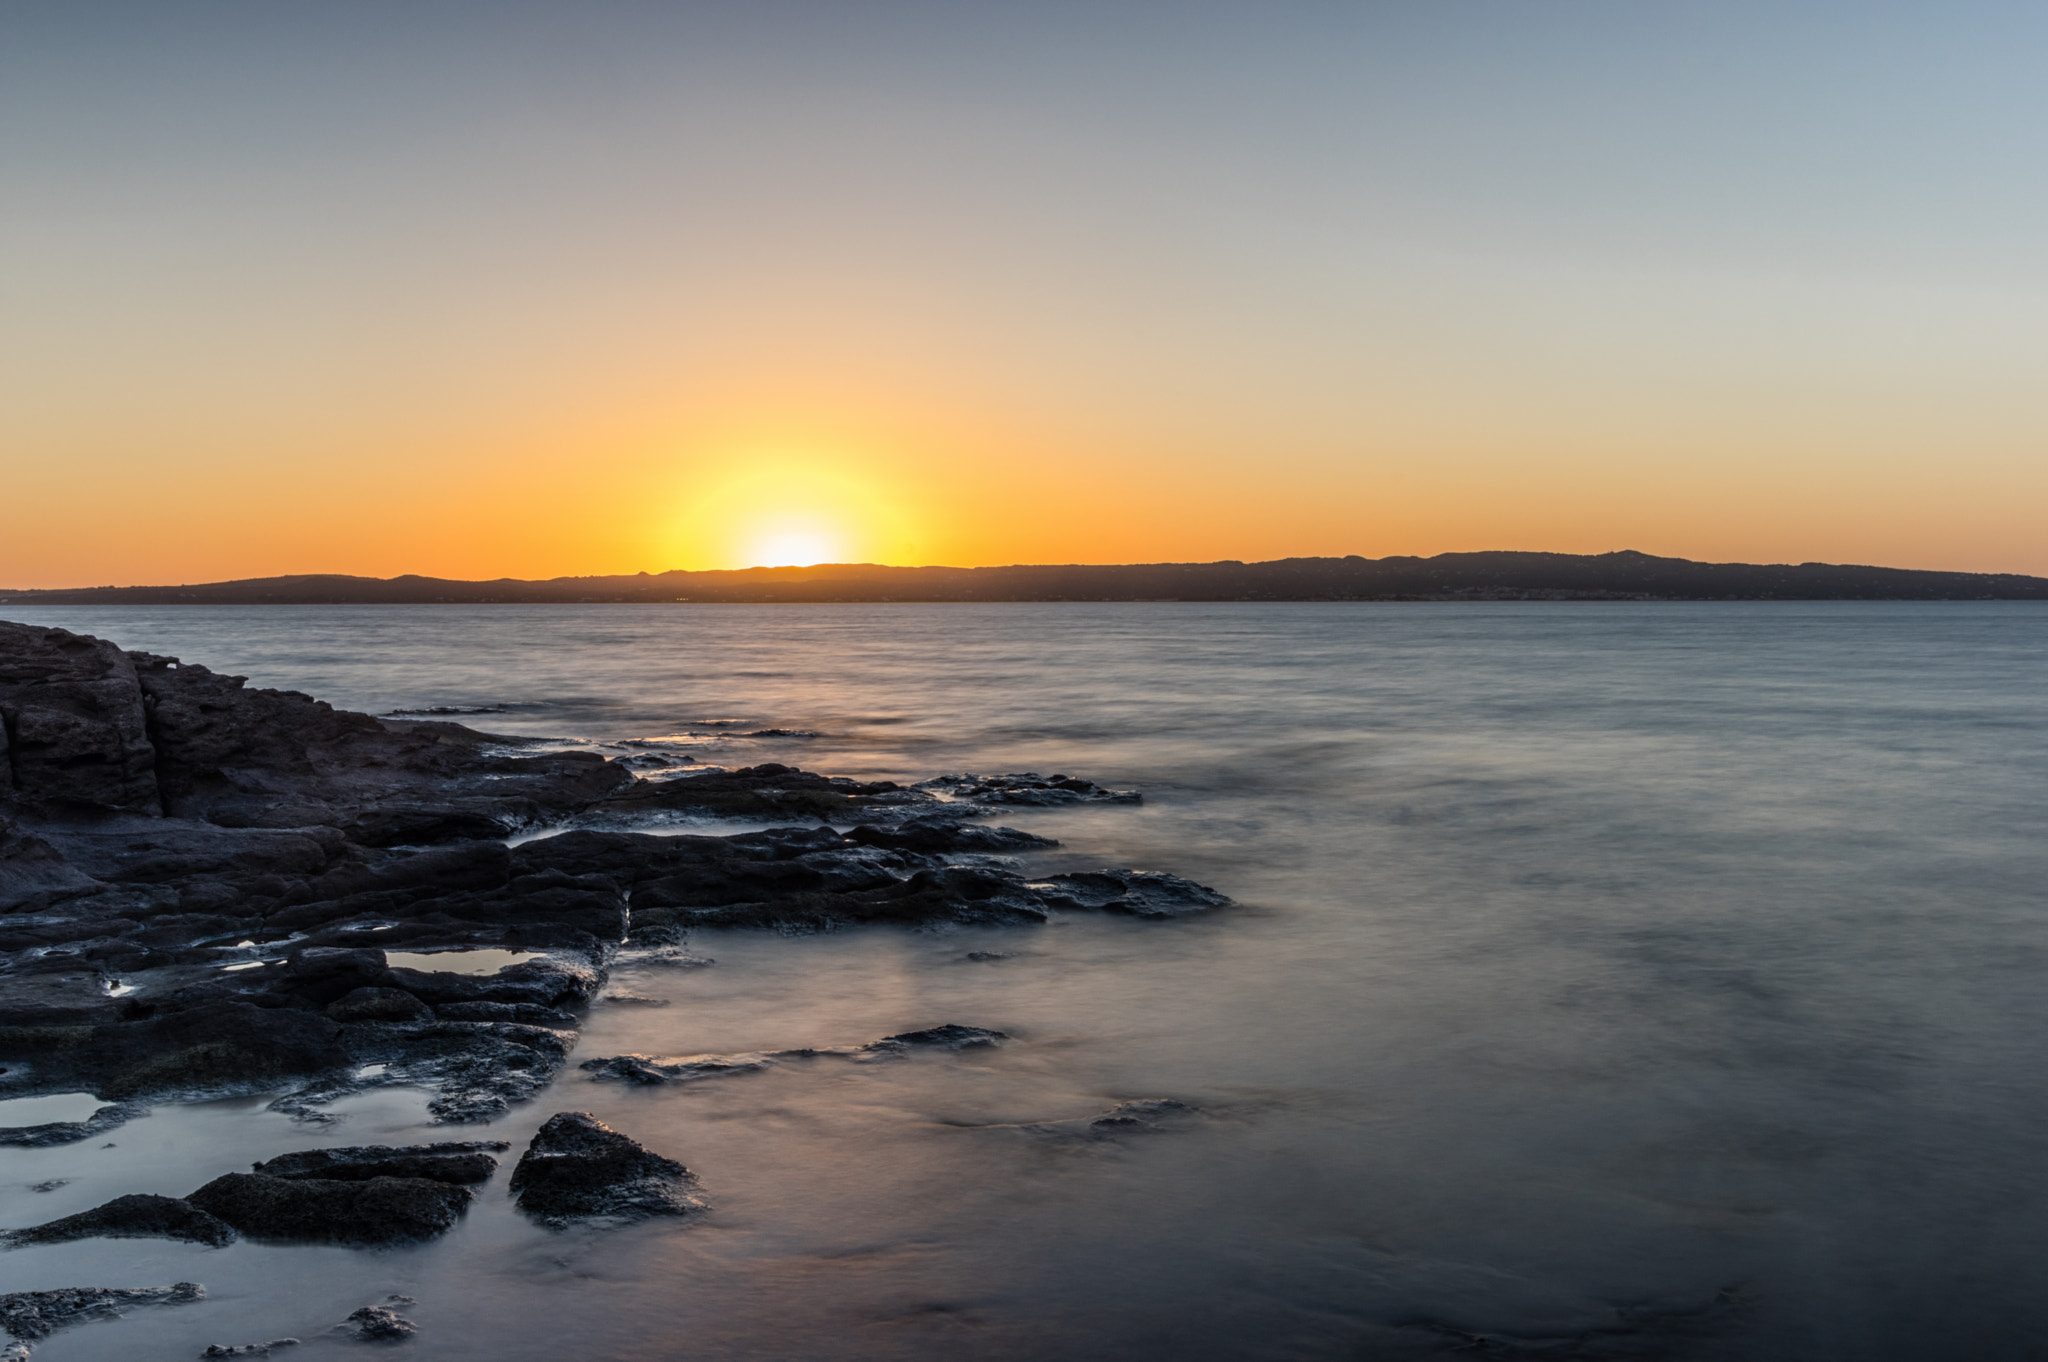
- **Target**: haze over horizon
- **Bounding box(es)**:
[8,2,2048,588]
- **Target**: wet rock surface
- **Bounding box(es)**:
[510,1111,703,1224]
[0,1282,203,1349]
[252,1140,507,1184]
[186,1172,473,1246]
[0,620,1233,1327]
[1,1193,237,1248]
[580,1023,1009,1086]
[202,1340,299,1357]
[345,1300,418,1341]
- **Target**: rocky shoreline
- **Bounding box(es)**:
[0,618,1230,1355]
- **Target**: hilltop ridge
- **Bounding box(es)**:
[5,550,2044,603]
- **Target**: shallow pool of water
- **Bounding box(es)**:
[0,1093,107,1128]
[383,949,538,976]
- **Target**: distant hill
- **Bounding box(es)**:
[5,551,2045,604]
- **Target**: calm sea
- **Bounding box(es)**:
[4,602,2046,1360]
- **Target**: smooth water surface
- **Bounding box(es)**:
[4,603,2046,1360]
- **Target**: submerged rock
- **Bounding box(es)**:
[865,1024,1008,1054]
[580,1023,1009,1085]
[1030,870,1233,919]
[345,1302,417,1341]
[509,1112,703,1225]
[914,772,1141,806]
[185,1173,472,1246]
[202,1341,299,1358]
[1087,1098,1200,1132]
[579,1053,775,1086]
[1,1193,236,1249]
[0,1282,203,1347]
[1017,1098,1205,1142]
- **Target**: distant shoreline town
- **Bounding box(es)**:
[6,550,2046,604]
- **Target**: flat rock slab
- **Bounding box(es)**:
[186,1173,472,1245]
[510,1111,703,1225]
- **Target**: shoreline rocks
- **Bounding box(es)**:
[509,1111,703,1225]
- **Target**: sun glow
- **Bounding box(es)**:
[750,526,839,568]
[668,448,925,570]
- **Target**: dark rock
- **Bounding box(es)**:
[384,953,602,1011]
[964,951,1012,962]
[432,1000,579,1028]
[914,772,1140,806]
[865,1024,1007,1054]
[1020,1098,1204,1141]
[202,1340,299,1357]
[847,818,1057,854]
[0,824,99,912]
[326,987,432,1023]
[310,840,510,902]
[510,1111,703,1224]
[0,972,124,1029]
[128,648,632,832]
[283,947,389,1007]
[597,763,914,820]
[383,1020,577,1124]
[0,1282,204,1344]
[38,819,346,887]
[1088,1098,1198,1132]
[579,1053,773,1086]
[1031,869,1234,918]
[24,1002,350,1102]
[185,1172,472,1245]
[345,1303,416,1341]
[2,1193,236,1248]
[0,622,160,813]
[252,1141,506,1184]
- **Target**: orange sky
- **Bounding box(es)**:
[6,4,2047,587]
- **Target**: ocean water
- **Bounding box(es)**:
[4,602,2047,1360]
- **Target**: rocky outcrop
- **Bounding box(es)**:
[1,1193,237,1249]
[1,620,1230,1141]
[186,1172,474,1246]
[0,621,629,835]
[0,623,159,814]
[509,1111,703,1225]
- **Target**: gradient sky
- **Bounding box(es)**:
[5,1,2046,585]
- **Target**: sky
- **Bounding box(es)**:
[4,1,2047,586]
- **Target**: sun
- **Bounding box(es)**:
[751,527,838,568]
[664,447,924,569]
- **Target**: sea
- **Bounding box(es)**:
[2,602,2045,1360]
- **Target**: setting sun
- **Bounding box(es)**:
[667,449,924,570]
[750,527,839,568]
